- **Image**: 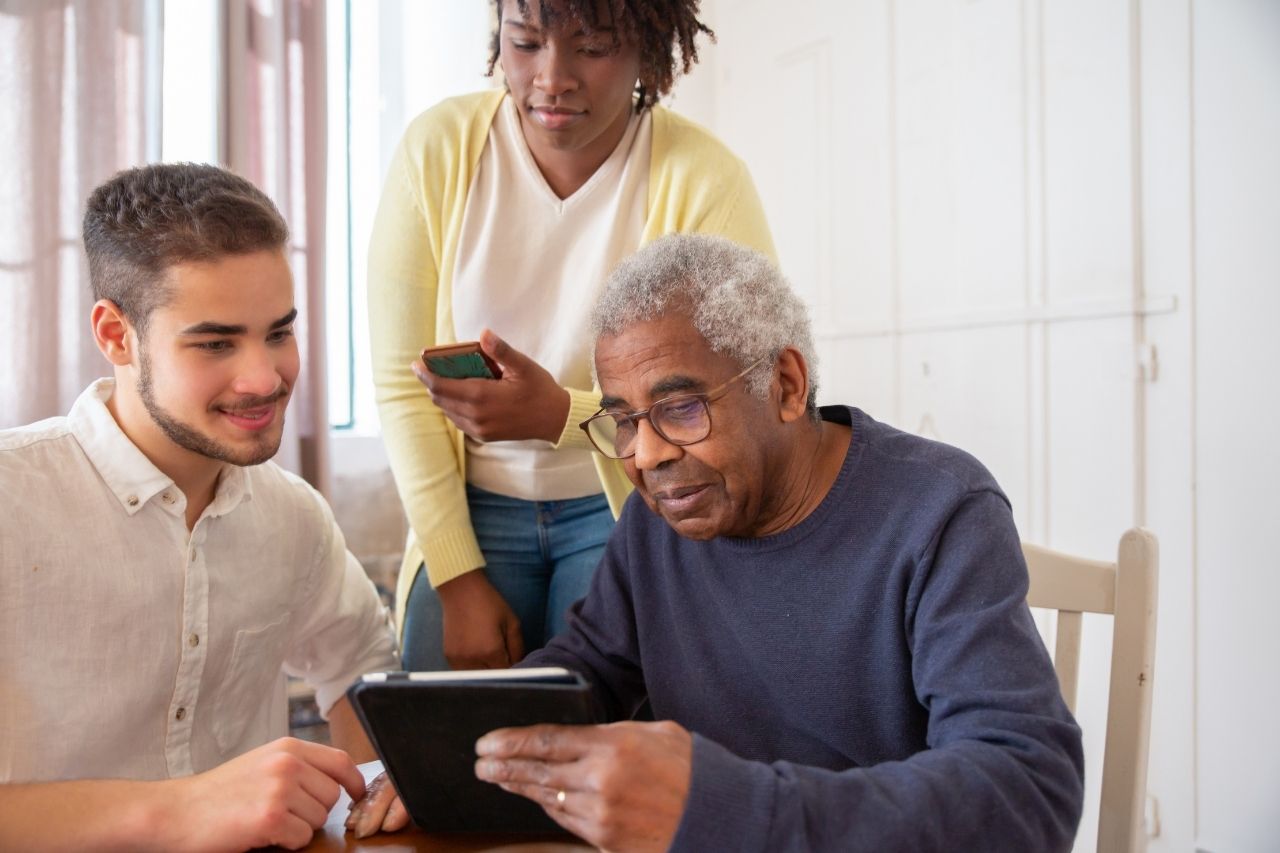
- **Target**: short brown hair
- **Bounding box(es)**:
[82,163,289,332]
[488,0,714,112]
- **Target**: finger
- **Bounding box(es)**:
[475,755,566,788]
[504,616,525,665]
[283,782,331,829]
[497,782,592,838]
[412,362,478,400]
[292,761,342,815]
[381,795,411,832]
[448,650,507,670]
[479,328,525,373]
[498,780,574,812]
[410,360,433,389]
[271,813,320,851]
[345,771,396,834]
[287,739,366,803]
[475,724,592,760]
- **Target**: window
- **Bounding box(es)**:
[161,0,218,164]
[324,1,493,430]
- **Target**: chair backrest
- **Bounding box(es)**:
[1022,529,1158,853]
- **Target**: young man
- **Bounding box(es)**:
[353,234,1084,850]
[0,163,399,851]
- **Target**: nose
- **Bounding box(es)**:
[231,345,287,398]
[631,417,681,472]
[533,43,578,97]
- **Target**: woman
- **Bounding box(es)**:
[368,0,775,671]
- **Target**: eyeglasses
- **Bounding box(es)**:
[579,355,771,460]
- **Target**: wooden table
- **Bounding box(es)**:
[278,763,594,853]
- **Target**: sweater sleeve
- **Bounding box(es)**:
[521,500,649,720]
[668,491,1084,853]
[367,126,484,590]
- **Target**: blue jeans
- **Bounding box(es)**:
[401,484,614,671]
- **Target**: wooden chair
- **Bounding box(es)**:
[1022,529,1159,853]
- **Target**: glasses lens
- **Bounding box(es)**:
[586,412,634,459]
[651,396,710,444]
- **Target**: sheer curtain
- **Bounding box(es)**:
[0,0,158,428]
[0,0,331,496]
[221,0,331,495]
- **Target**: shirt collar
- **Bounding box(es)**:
[68,379,253,517]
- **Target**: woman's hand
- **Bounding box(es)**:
[413,329,571,444]
[436,570,525,670]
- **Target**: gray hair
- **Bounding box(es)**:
[591,234,819,412]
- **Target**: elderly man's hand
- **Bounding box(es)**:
[475,720,693,852]
[344,771,411,839]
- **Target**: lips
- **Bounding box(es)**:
[216,391,286,433]
[650,483,710,514]
[220,404,277,432]
[531,105,585,130]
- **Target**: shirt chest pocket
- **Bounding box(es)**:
[210,613,293,756]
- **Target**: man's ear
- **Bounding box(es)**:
[91,299,136,367]
[774,346,811,424]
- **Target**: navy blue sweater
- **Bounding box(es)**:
[526,407,1084,851]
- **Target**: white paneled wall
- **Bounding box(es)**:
[1189,4,1280,851]
[678,0,1279,850]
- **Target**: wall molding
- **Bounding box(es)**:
[815,294,1177,340]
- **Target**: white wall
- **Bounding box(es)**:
[1190,2,1280,850]
[694,0,1280,850]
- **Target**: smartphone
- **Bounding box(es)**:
[420,341,501,379]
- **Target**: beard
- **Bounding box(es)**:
[138,349,287,467]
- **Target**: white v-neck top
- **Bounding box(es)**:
[452,95,652,501]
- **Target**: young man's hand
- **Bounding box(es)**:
[474,720,693,852]
[163,737,365,851]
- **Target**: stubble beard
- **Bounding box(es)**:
[137,349,285,468]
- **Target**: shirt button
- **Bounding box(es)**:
[162,492,175,504]
[127,495,139,507]
[189,551,197,562]
[175,707,186,721]
[188,633,200,648]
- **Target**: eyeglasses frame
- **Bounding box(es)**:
[578,354,773,460]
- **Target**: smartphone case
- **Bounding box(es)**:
[421,342,501,379]
[346,668,598,833]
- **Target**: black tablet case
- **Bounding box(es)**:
[347,670,598,833]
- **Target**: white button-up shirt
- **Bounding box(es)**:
[0,380,399,783]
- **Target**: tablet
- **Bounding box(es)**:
[346,667,598,833]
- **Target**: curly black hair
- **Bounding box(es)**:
[487,0,714,112]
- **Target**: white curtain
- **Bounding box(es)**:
[221,0,331,496]
[0,0,157,428]
[0,0,331,498]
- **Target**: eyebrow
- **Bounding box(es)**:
[504,19,614,37]
[599,375,705,411]
[179,307,298,337]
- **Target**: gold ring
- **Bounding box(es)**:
[556,789,567,805]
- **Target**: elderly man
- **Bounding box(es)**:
[355,234,1084,851]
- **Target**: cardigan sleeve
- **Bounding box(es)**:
[367,121,485,591]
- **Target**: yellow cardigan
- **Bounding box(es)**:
[367,88,776,628]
